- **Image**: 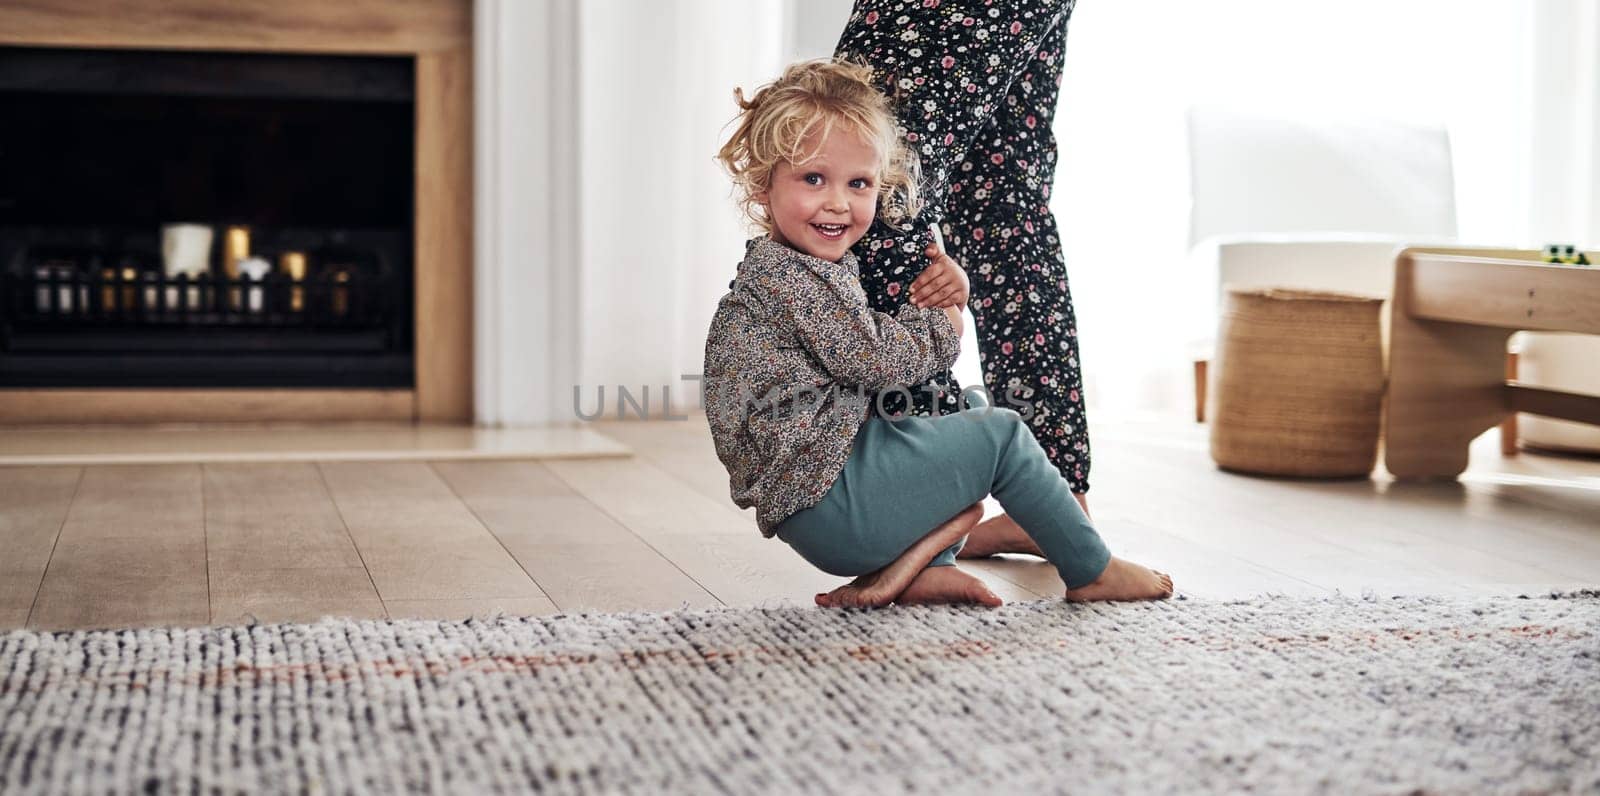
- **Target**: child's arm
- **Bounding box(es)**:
[941,305,963,339]
[761,263,960,392]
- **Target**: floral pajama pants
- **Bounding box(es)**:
[836,0,1090,493]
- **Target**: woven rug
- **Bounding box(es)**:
[2,593,1596,794]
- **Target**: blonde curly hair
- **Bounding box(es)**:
[716,58,921,234]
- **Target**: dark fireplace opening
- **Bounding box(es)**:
[0,46,415,389]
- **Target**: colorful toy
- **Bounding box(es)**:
[1541,244,1592,266]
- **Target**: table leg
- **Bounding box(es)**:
[1499,350,1519,456]
[1384,314,1512,479]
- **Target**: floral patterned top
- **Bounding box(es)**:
[704,236,960,536]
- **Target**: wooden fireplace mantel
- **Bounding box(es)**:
[0,0,473,425]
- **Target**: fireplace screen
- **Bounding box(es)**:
[0,47,414,388]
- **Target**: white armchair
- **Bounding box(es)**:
[1187,106,1458,247]
[1185,105,1458,421]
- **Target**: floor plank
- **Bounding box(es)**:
[1094,419,1596,596]
[0,423,630,466]
[958,559,1054,602]
[209,567,387,625]
[543,457,838,607]
[385,597,562,621]
[317,462,555,609]
[29,465,209,631]
[205,462,368,571]
[431,460,720,612]
[590,419,740,511]
[0,466,79,620]
[1090,515,1331,600]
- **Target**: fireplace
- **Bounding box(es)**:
[1,47,416,389]
[0,0,471,424]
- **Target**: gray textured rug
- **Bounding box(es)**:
[2,593,1596,794]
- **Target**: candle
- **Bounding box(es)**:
[280,251,308,312]
[100,267,119,311]
[141,271,160,313]
[238,256,271,313]
[331,268,351,316]
[223,225,250,311]
[33,262,81,314]
[161,223,211,309]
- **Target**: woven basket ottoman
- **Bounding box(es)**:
[1209,288,1385,477]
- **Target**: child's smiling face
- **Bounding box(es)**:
[757,128,880,262]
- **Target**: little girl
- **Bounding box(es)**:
[705,59,1172,608]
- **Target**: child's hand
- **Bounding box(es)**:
[909,244,970,309]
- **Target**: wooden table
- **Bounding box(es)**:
[1385,247,1600,479]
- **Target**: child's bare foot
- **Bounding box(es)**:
[893,565,1003,607]
[1063,556,1174,602]
[815,503,983,608]
[956,512,1044,559]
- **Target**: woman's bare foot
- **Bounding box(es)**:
[956,513,1043,559]
[956,495,1090,560]
[1063,556,1174,602]
[815,503,983,608]
[893,565,1003,607]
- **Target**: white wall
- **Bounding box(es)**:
[474,0,581,426]
[574,0,783,418]
[1528,0,1600,246]
[783,0,853,61]
[475,0,782,425]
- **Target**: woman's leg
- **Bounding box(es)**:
[943,17,1091,494]
[946,19,1094,556]
[834,0,1076,419]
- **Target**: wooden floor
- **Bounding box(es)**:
[2,414,1597,631]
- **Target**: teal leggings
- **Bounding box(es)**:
[774,406,1112,589]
